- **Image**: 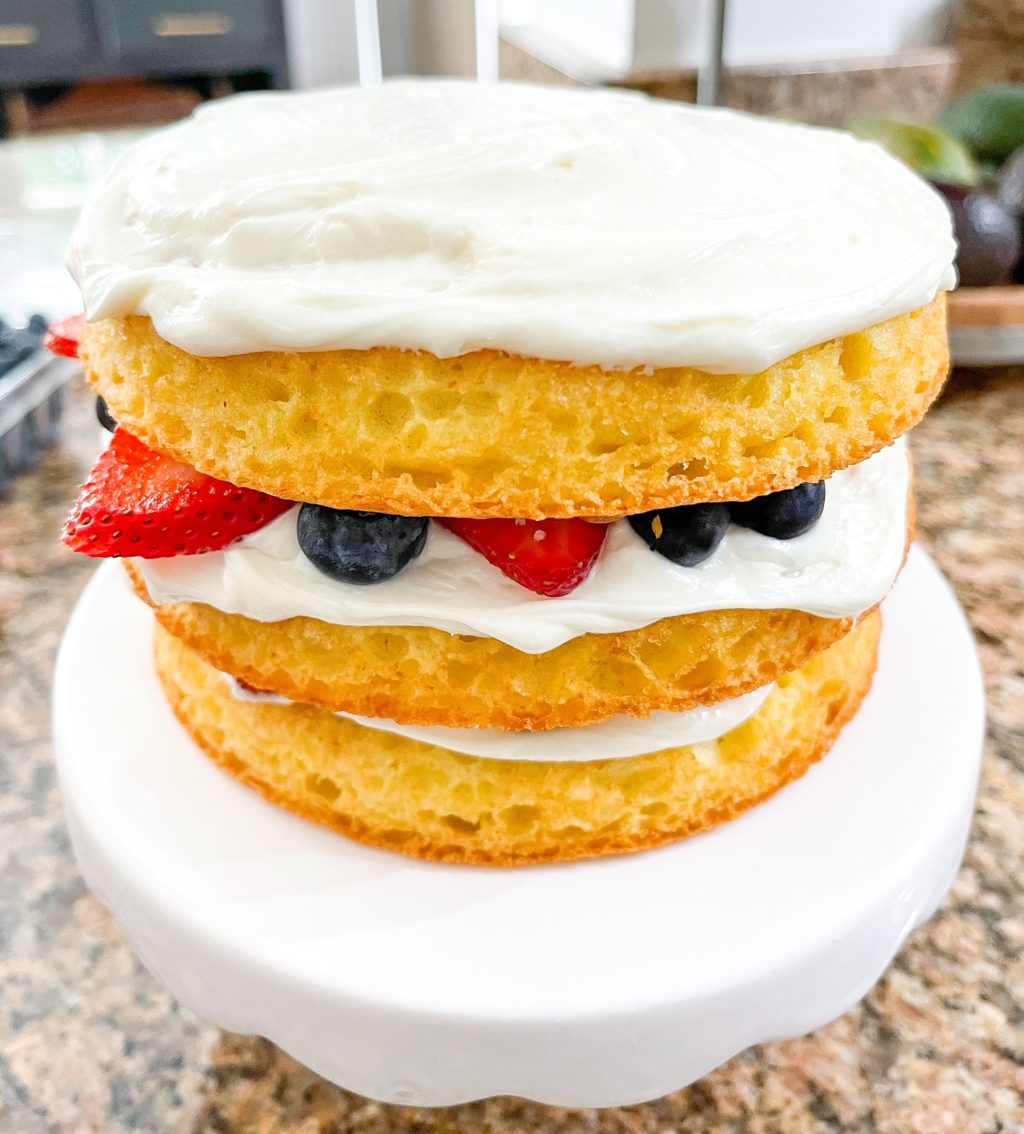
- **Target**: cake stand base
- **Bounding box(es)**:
[53,549,984,1108]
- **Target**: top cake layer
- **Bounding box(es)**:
[71,79,955,373]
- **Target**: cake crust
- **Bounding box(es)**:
[84,299,945,519]
[153,612,880,866]
[128,562,859,729]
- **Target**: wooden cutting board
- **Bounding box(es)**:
[947,285,1024,327]
[946,286,1024,365]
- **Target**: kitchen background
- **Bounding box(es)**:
[1,2,1022,1132]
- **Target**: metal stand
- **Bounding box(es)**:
[696,0,728,106]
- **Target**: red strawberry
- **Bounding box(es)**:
[441,517,607,597]
[62,429,292,558]
[44,314,85,359]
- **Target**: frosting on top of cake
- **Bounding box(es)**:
[71,79,955,372]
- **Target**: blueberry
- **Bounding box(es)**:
[0,345,21,379]
[629,503,729,566]
[0,329,37,371]
[731,481,825,539]
[297,505,428,584]
[28,314,49,337]
[95,396,117,432]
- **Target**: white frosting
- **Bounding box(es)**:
[136,441,908,655]
[227,673,772,764]
[70,80,955,373]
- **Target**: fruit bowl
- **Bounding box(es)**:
[851,85,1024,368]
[947,283,1024,366]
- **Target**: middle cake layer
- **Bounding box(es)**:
[126,440,910,730]
[131,564,854,729]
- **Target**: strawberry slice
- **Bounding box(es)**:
[44,314,86,359]
[62,429,292,558]
[441,517,607,597]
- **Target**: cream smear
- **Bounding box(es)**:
[136,441,908,655]
[71,80,955,373]
[227,674,773,764]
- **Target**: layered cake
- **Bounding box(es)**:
[55,81,955,865]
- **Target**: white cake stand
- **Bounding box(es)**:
[53,549,984,1108]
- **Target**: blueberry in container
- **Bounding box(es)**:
[0,316,79,499]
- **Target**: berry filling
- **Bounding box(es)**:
[629,504,729,567]
[441,517,608,598]
[62,425,828,592]
[297,504,429,585]
[95,396,117,433]
[44,314,85,359]
[630,483,826,567]
[62,430,293,558]
[730,481,826,540]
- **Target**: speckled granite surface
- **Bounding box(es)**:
[953,0,1024,91]
[0,373,1021,1133]
[499,39,958,129]
[615,53,956,129]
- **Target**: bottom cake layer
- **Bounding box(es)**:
[153,613,881,866]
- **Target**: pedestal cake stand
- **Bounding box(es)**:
[53,548,984,1107]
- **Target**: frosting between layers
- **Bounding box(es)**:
[227,672,773,763]
[136,441,909,654]
[71,80,955,373]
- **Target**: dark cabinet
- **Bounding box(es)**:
[94,0,284,73]
[0,0,100,86]
[0,0,288,89]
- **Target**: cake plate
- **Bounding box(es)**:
[53,549,984,1108]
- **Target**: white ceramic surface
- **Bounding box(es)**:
[53,549,984,1108]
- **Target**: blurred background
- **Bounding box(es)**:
[1,4,1021,1133]
[2,0,1023,487]
[1,0,1022,346]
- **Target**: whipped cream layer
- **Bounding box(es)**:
[137,441,908,655]
[228,674,772,763]
[71,80,954,373]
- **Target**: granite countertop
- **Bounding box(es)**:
[0,372,1021,1134]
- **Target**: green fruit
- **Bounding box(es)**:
[937,84,1024,167]
[849,115,979,185]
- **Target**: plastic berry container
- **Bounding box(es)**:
[0,316,79,498]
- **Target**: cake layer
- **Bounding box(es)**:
[153,611,881,865]
[129,442,909,729]
[224,671,775,762]
[83,302,943,518]
[131,441,911,654]
[131,559,856,729]
[71,81,954,373]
